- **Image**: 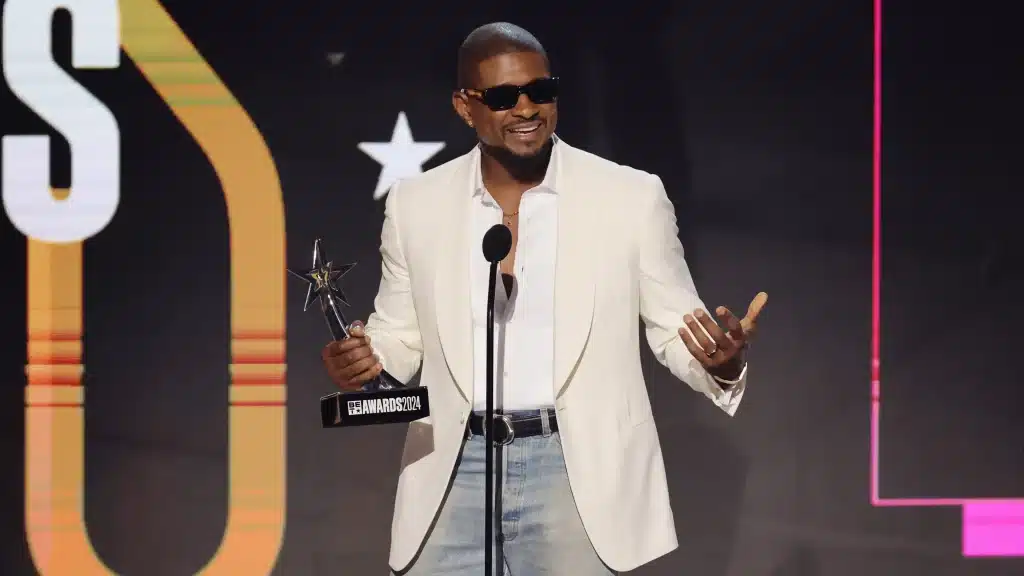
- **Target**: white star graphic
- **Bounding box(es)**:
[358,112,446,200]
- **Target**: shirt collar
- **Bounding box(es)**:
[471,135,561,199]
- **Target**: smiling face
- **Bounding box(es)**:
[453,51,558,159]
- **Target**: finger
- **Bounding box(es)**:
[325,336,368,357]
[694,309,734,350]
[348,321,366,338]
[677,327,713,367]
[340,346,374,369]
[324,344,371,374]
[716,306,745,342]
[336,355,380,385]
[744,292,768,323]
[337,366,380,391]
[348,363,384,387]
[322,341,349,361]
[740,316,757,340]
[683,314,719,356]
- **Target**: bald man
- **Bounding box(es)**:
[322,22,768,575]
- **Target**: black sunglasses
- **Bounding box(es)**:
[461,77,559,111]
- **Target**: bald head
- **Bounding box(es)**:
[457,22,547,88]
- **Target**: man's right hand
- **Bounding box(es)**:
[321,321,383,391]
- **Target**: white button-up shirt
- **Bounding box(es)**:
[465,142,743,412]
[469,145,560,412]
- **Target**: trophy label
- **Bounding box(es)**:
[320,387,430,428]
[346,395,422,416]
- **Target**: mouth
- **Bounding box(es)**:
[506,121,543,138]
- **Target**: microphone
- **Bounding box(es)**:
[481,223,510,576]
[482,224,512,263]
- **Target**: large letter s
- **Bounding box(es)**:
[11,1,287,574]
[2,0,120,243]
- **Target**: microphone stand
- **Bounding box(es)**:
[484,260,499,576]
[480,223,511,576]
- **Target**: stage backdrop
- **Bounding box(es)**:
[1,0,1021,575]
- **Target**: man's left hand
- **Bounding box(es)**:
[677,292,768,382]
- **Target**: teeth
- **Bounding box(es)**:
[511,125,539,134]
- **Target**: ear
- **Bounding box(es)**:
[451,91,474,128]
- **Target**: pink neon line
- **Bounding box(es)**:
[870,0,963,510]
[875,498,965,507]
[872,0,1024,558]
[871,7,1024,559]
[870,0,883,506]
[871,0,964,510]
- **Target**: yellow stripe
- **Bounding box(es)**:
[25,387,84,406]
[230,386,287,404]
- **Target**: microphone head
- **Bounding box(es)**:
[482,224,513,263]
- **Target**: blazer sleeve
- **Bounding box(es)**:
[636,174,746,416]
[364,181,424,384]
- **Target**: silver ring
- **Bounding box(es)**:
[706,346,718,356]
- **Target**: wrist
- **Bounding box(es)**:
[710,355,746,383]
[708,358,741,381]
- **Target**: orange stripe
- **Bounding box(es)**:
[27,334,82,341]
[232,354,286,364]
[233,331,286,339]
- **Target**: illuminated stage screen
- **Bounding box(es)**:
[1,1,1020,575]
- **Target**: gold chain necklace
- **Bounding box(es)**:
[503,211,518,226]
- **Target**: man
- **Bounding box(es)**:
[323,22,768,575]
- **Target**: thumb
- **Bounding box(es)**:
[746,292,768,320]
[349,320,366,337]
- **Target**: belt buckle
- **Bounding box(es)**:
[492,414,515,446]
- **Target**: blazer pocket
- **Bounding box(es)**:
[626,383,654,427]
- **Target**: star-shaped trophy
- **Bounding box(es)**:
[289,238,430,428]
[287,238,357,341]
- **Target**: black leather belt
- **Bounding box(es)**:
[468,409,558,445]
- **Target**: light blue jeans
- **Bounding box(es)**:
[394,410,616,575]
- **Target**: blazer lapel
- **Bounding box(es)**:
[433,149,477,403]
[552,142,596,398]
[432,142,597,404]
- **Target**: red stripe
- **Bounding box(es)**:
[233,355,286,364]
[231,379,285,386]
[27,356,81,364]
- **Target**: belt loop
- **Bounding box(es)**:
[540,408,552,437]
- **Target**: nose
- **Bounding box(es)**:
[511,92,538,118]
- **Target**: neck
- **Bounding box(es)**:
[479,138,552,193]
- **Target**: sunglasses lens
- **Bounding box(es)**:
[478,78,559,111]
[524,78,559,104]
[482,86,521,111]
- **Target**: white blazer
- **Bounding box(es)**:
[365,139,746,573]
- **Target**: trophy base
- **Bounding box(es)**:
[320,387,430,428]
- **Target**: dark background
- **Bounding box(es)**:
[2,0,1022,574]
